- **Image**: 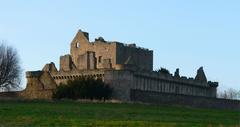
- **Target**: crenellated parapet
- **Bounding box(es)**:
[135,67,218,88]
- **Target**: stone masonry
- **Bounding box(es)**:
[21,30,218,101]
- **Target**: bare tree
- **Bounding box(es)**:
[237,90,240,99]
[217,88,239,100]
[0,43,21,91]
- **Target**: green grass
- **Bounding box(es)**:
[0,100,239,127]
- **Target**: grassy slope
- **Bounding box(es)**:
[0,100,239,127]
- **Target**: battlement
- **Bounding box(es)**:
[134,71,218,88]
[102,41,151,51]
[90,39,152,52]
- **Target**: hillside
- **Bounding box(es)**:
[0,100,239,127]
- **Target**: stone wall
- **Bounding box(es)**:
[60,55,75,71]
[104,70,134,101]
[50,69,217,100]
[116,43,153,71]
[132,71,217,98]
[70,31,117,70]
[51,69,132,101]
[69,30,153,71]
[0,71,56,100]
[130,89,240,110]
[19,71,57,99]
[76,51,96,70]
[51,69,105,85]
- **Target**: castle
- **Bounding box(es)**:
[19,30,219,101]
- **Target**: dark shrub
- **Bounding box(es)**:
[157,68,170,75]
[53,77,112,101]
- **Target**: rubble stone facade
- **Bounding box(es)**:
[22,30,218,101]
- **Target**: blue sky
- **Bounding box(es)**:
[0,0,239,91]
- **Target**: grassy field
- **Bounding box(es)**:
[0,100,239,127]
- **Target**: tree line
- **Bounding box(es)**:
[217,88,240,100]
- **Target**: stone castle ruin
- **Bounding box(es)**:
[19,30,219,101]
